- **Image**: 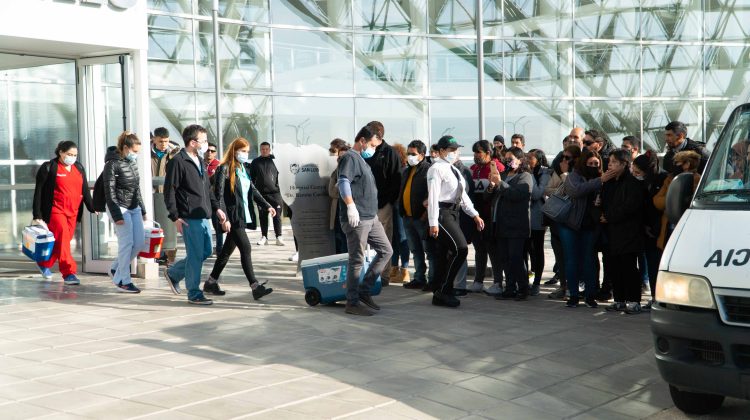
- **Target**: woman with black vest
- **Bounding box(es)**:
[204,137,274,300]
[32,140,97,285]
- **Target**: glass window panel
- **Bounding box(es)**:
[482,39,503,97]
[500,0,572,38]
[221,94,273,158]
[704,46,750,98]
[147,0,193,14]
[642,44,702,98]
[501,40,572,98]
[271,0,352,28]
[0,80,8,161]
[197,22,271,91]
[575,43,640,98]
[197,0,269,22]
[430,99,479,142]
[575,100,641,149]
[642,100,702,151]
[12,82,77,161]
[705,100,732,149]
[484,99,504,142]
[705,1,750,42]
[355,98,427,145]
[641,0,702,41]
[197,92,219,144]
[574,1,640,40]
[273,97,354,148]
[14,164,43,185]
[354,34,427,96]
[504,100,573,154]
[272,29,353,94]
[0,191,11,254]
[149,90,197,142]
[353,0,427,33]
[429,0,475,35]
[0,166,8,185]
[148,15,195,88]
[429,38,477,97]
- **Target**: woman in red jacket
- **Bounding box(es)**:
[32,141,97,285]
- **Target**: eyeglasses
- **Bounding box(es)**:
[562,155,573,161]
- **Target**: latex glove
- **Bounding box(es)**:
[32,219,48,229]
[346,203,360,228]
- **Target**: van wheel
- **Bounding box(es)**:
[669,385,725,414]
[305,289,321,306]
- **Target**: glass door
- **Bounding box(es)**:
[77,55,132,273]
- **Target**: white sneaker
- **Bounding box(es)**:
[289,252,298,262]
[470,282,485,293]
[485,283,502,296]
[275,237,286,246]
[257,236,267,246]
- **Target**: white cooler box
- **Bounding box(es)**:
[22,225,55,263]
[301,251,382,306]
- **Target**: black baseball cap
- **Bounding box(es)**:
[436,135,463,150]
[493,134,505,145]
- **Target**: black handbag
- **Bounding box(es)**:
[542,184,571,223]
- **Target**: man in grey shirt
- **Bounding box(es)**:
[338,124,393,316]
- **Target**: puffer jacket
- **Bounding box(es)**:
[530,166,551,230]
[103,147,146,222]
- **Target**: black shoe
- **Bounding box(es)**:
[566,297,579,308]
[345,303,374,316]
[453,289,468,297]
[403,280,426,290]
[585,298,598,308]
[203,281,226,296]
[359,295,380,311]
[498,290,517,300]
[251,283,273,300]
[514,292,528,301]
[432,292,460,308]
[595,290,612,302]
[544,274,559,285]
[188,296,213,305]
[422,283,435,292]
[164,268,182,295]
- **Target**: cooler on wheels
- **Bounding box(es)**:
[22,225,55,263]
[301,251,382,306]
[138,222,164,259]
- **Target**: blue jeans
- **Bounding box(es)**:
[391,207,410,268]
[403,216,434,284]
[168,218,212,300]
[111,207,144,285]
[558,225,598,299]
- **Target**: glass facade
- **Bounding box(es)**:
[145,0,750,154]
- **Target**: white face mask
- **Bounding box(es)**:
[236,152,249,163]
[63,155,76,166]
[198,141,208,155]
[445,152,457,164]
[407,155,421,167]
[330,152,337,157]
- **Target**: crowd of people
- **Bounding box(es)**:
[30,119,710,312]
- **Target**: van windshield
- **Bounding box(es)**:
[694,106,750,205]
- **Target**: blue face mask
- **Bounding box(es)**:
[360,146,376,159]
[126,152,138,162]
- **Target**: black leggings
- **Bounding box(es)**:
[434,207,467,296]
[529,229,546,284]
[210,225,258,286]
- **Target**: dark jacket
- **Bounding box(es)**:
[214,163,271,230]
[398,158,431,220]
[32,159,95,224]
[530,166,552,231]
[643,171,668,240]
[248,155,280,195]
[601,171,645,255]
[489,172,533,239]
[454,160,476,241]
[364,141,402,208]
[164,149,219,221]
[562,170,603,231]
[663,138,710,175]
[103,147,146,222]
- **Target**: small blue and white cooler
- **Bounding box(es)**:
[301,251,382,306]
[22,225,56,263]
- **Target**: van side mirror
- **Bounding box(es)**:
[665,173,695,224]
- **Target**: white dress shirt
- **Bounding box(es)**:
[426,158,479,227]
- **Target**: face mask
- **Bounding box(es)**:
[329,152,337,157]
[585,167,600,178]
[236,152,249,163]
[126,152,138,162]
[407,155,420,167]
[360,146,376,159]
[63,156,76,166]
[509,159,520,170]
[634,175,645,181]
[445,152,457,163]
[198,141,208,155]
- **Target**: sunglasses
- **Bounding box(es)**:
[207,149,217,153]
[583,141,595,146]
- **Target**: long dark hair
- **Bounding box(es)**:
[504,146,530,173]
[633,150,660,178]
[575,149,602,177]
[527,149,548,169]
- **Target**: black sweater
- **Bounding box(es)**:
[398,158,431,220]
[364,141,402,209]
[214,163,271,230]
[248,155,280,195]
[32,159,95,224]
[164,149,219,221]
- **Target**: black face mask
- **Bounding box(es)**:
[474,156,487,165]
[584,167,600,178]
[671,164,683,177]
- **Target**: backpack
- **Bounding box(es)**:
[92,172,106,212]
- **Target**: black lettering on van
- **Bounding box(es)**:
[724,249,736,267]
[705,250,723,267]
[733,249,750,267]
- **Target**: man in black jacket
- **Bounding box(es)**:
[399,140,434,290]
[164,124,227,305]
[363,121,402,285]
[662,120,710,175]
[249,142,285,246]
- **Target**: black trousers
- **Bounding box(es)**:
[210,225,258,286]
[499,237,529,294]
[609,252,641,303]
[434,207,468,296]
[259,193,283,238]
[529,229,546,284]
[549,222,566,283]
[473,230,504,284]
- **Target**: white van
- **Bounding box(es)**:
[652,103,750,414]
